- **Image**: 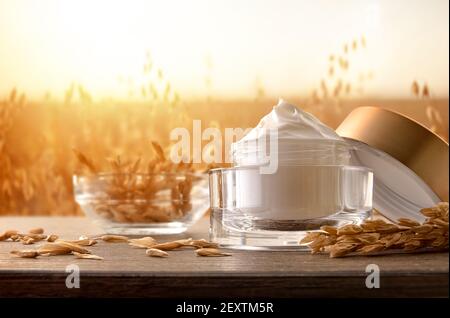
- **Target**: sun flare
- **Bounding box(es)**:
[0,0,448,99]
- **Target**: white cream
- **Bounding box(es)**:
[231,99,350,167]
[232,99,353,220]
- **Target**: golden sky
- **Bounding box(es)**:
[0,0,448,99]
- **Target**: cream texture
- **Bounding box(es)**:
[231,99,350,166]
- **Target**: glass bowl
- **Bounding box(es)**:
[73,172,209,235]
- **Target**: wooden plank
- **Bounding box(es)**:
[0,273,447,298]
[0,217,448,297]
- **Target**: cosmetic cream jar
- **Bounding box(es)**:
[209,101,376,250]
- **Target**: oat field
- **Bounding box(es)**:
[0,87,447,216]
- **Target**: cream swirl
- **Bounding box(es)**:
[231,99,350,166]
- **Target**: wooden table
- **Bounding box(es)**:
[0,217,448,298]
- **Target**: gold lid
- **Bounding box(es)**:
[337,106,449,201]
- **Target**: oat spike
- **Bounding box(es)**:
[73,149,97,174]
[151,141,166,161]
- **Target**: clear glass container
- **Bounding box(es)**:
[74,172,209,235]
[209,165,373,250]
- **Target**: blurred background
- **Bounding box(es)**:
[0,0,448,215]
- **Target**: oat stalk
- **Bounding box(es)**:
[301,202,449,258]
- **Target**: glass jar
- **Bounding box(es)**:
[209,165,373,250]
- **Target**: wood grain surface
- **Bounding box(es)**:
[0,217,448,298]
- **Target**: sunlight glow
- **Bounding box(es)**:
[0,0,448,99]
